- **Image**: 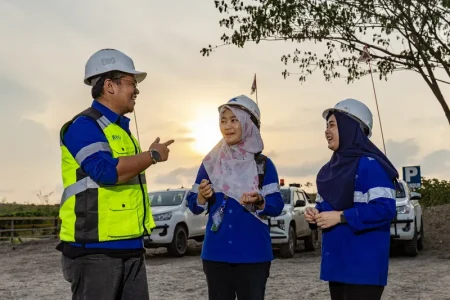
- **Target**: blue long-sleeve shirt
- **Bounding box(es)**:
[187,157,284,263]
[316,156,396,286]
[61,100,143,250]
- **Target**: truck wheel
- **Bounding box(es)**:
[304,231,315,251]
[280,225,296,258]
[404,220,418,257]
[417,217,424,251]
[168,225,188,257]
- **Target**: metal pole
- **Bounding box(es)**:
[133,110,141,145]
[368,60,387,155]
[255,74,258,105]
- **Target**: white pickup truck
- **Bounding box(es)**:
[268,183,317,258]
[143,188,208,257]
[391,179,424,256]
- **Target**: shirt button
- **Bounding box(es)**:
[325,252,330,256]
[229,225,232,229]
[229,241,232,244]
[229,209,233,213]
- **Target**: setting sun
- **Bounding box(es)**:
[186,114,222,155]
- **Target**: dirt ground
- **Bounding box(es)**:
[0,204,449,300]
[422,204,450,253]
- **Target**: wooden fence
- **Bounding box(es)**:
[0,217,60,243]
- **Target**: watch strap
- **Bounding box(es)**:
[149,150,158,164]
[340,212,347,223]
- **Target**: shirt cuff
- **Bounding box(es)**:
[256,197,266,215]
[196,198,208,209]
[343,208,357,223]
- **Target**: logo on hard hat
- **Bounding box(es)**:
[229,98,238,102]
[101,57,116,66]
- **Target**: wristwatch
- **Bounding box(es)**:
[340,212,347,224]
[149,149,161,164]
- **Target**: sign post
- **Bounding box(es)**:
[402,166,421,189]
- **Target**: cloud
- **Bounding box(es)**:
[0,75,48,119]
[0,73,61,203]
[154,167,199,185]
[385,138,420,167]
[0,188,14,195]
[277,160,325,178]
[421,149,450,175]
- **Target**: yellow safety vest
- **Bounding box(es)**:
[58,107,155,243]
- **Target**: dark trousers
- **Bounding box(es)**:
[61,254,149,300]
[202,260,271,300]
[329,281,384,300]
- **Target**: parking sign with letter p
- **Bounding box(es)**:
[402,166,421,189]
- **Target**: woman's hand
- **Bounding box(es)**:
[240,191,265,210]
[315,211,342,229]
[198,179,213,205]
[304,207,319,224]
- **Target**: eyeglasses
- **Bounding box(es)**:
[119,78,138,89]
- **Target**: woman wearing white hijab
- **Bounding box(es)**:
[187,95,284,300]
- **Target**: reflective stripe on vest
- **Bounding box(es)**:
[60,174,147,207]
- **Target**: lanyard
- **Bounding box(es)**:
[219,196,228,213]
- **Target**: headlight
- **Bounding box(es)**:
[153,212,172,221]
[279,210,287,216]
[396,205,411,214]
[277,219,285,230]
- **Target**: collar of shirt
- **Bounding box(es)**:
[92,100,131,132]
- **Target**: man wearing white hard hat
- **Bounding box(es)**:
[304,98,398,300]
[56,48,174,300]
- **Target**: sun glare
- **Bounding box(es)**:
[186,114,222,155]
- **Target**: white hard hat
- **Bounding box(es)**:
[322,98,373,137]
[218,95,261,127]
[84,48,147,86]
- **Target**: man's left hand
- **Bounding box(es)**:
[240,191,265,210]
[315,211,342,229]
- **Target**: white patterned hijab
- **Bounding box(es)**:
[202,105,264,201]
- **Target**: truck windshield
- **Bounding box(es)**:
[148,191,186,206]
[395,182,406,198]
[280,189,291,204]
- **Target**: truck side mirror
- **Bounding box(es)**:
[410,192,421,200]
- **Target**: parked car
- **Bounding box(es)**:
[143,188,208,257]
[269,182,316,258]
[391,179,424,256]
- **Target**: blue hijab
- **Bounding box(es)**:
[316,111,398,211]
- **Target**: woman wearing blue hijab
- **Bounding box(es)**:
[305,98,398,300]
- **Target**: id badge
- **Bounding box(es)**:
[211,206,224,232]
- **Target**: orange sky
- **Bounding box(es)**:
[1,0,449,204]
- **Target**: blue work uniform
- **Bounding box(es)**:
[187,157,284,263]
[316,156,397,286]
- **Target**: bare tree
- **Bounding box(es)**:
[36,190,54,205]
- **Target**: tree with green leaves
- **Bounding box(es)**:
[201,0,450,125]
[417,177,450,207]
